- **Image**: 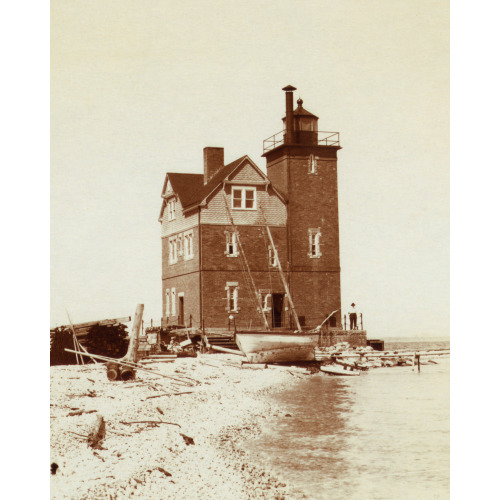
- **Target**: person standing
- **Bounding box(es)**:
[349,303,357,330]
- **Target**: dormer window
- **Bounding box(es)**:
[232,186,256,210]
[167,199,176,221]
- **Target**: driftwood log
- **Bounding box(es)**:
[87,414,106,449]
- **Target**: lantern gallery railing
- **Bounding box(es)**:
[263,130,340,153]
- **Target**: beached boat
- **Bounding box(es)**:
[235,330,319,364]
[219,212,339,364]
[230,223,336,364]
[320,365,360,376]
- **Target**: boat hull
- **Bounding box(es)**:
[320,365,360,376]
[235,331,319,364]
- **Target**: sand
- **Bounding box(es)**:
[50,354,309,499]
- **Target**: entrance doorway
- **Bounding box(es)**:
[271,293,284,328]
[178,295,184,326]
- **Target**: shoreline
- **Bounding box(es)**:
[50,354,308,499]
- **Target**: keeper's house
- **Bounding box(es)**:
[159,86,342,331]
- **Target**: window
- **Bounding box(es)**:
[231,186,256,210]
[177,235,183,257]
[261,292,272,312]
[167,199,176,221]
[165,289,170,316]
[225,282,239,312]
[171,288,176,316]
[184,231,194,260]
[268,246,278,267]
[309,155,318,174]
[225,230,239,257]
[169,236,178,264]
[308,228,322,258]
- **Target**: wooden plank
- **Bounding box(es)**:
[210,345,245,356]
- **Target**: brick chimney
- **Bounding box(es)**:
[203,147,224,185]
[282,85,296,145]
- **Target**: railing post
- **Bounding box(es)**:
[360,313,363,330]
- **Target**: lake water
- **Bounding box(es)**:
[245,339,450,499]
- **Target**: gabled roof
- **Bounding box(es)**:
[159,155,286,221]
[184,156,247,210]
[167,173,205,207]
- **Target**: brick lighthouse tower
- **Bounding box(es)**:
[263,85,342,329]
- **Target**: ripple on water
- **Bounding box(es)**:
[244,354,449,500]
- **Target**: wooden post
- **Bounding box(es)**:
[417,354,421,373]
[360,313,363,330]
[123,304,144,364]
[107,304,144,381]
[344,314,347,330]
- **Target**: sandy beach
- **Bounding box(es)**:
[50,354,309,499]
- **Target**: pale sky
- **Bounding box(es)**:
[51,0,449,337]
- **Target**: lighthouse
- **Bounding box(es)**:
[263,86,342,328]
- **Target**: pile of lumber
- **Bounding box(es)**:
[51,316,132,341]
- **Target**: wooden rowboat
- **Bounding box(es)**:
[320,364,360,376]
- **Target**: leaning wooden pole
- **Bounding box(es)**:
[265,226,302,332]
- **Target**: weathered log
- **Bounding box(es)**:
[67,409,98,417]
[119,365,136,381]
[120,420,181,428]
[87,414,106,449]
[180,433,194,445]
[145,391,194,399]
[106,362,121,381]
[241,363,266,370]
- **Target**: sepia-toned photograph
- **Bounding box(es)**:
[47,1,452,498]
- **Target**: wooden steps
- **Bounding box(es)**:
[205,334,239,351]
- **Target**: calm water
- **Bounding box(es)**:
[245,339,450,499]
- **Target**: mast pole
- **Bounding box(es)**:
[223,193,270,331]
[265,226,302,332]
